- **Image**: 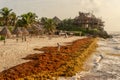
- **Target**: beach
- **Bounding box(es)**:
[0,36,84,72]
[0,33,120,80]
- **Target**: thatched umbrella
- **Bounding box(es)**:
[21,27,29,36]
[32,24,43,35]
[21,27,29,41]
[12,27,23,42]
[0,26,12,44]
[0,26,12,38]
[13,27,22,37]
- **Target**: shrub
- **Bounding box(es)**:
[81,32,86,36]
[74,32,81,36]
[8,26,14,32]
[0,36,5,40]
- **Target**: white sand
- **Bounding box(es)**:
[0,36,84,72]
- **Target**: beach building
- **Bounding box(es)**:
[74,12,104,31]
[53,16,61,25]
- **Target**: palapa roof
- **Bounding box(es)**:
[0,26,12,38]
[32,24,43,31]
[28,24,43,35]
[74,12,104,26]
[21,27,29,36]
[53,16,61,24]
[12,27,22,35]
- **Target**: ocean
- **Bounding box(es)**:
[60,32,120,80]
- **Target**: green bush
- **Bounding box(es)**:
[81,32,86,36]
[74,32,81,36]
[8,26,14,32]
[0,36,5,40]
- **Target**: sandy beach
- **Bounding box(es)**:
[0,34,119,80]
[0,36,84,72]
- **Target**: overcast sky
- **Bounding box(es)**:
[0,0,120,31]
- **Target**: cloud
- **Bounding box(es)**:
[0,0,120,31]
[78,0,103,13]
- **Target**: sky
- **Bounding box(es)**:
[0,0,120,32]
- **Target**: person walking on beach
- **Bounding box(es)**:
[96,54,103,63]
[3,39,6,45]
[57,43,60,52]
[65,33,68,38]
[22,36,24,42]
[16,38,18,42]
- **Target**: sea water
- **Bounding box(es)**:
[60,32,120,80]
[79,32,120,80]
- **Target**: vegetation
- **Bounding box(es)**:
[0,7,17,26]
[16,12,38,28]
[0,36,5,40]
[57,12,111,38]
[0,7,110,38]
[0,38,97,79]
[41,18,56,34]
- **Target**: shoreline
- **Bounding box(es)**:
[78,37,120,80]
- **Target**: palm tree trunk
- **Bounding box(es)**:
[22,35,24,42]
[5,17,8,26]
[24,36,27,41]
[4,35,6,45]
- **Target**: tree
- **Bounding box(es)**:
[43,18,56,34]
[16,12,38,28]
[0,7,13,26]
[57,18,81,31]
[9,12,17,26]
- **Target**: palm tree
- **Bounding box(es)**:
[0,7,13,26]
[27,12,37,23]
[16,12,37,28]
[0,17,4,26]
[9,12,17,26]
[43,18,56,34]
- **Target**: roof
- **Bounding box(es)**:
[0,26,12,38]
[12,27,22,35]
[21,27,29,36]
[53,16,61,24]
